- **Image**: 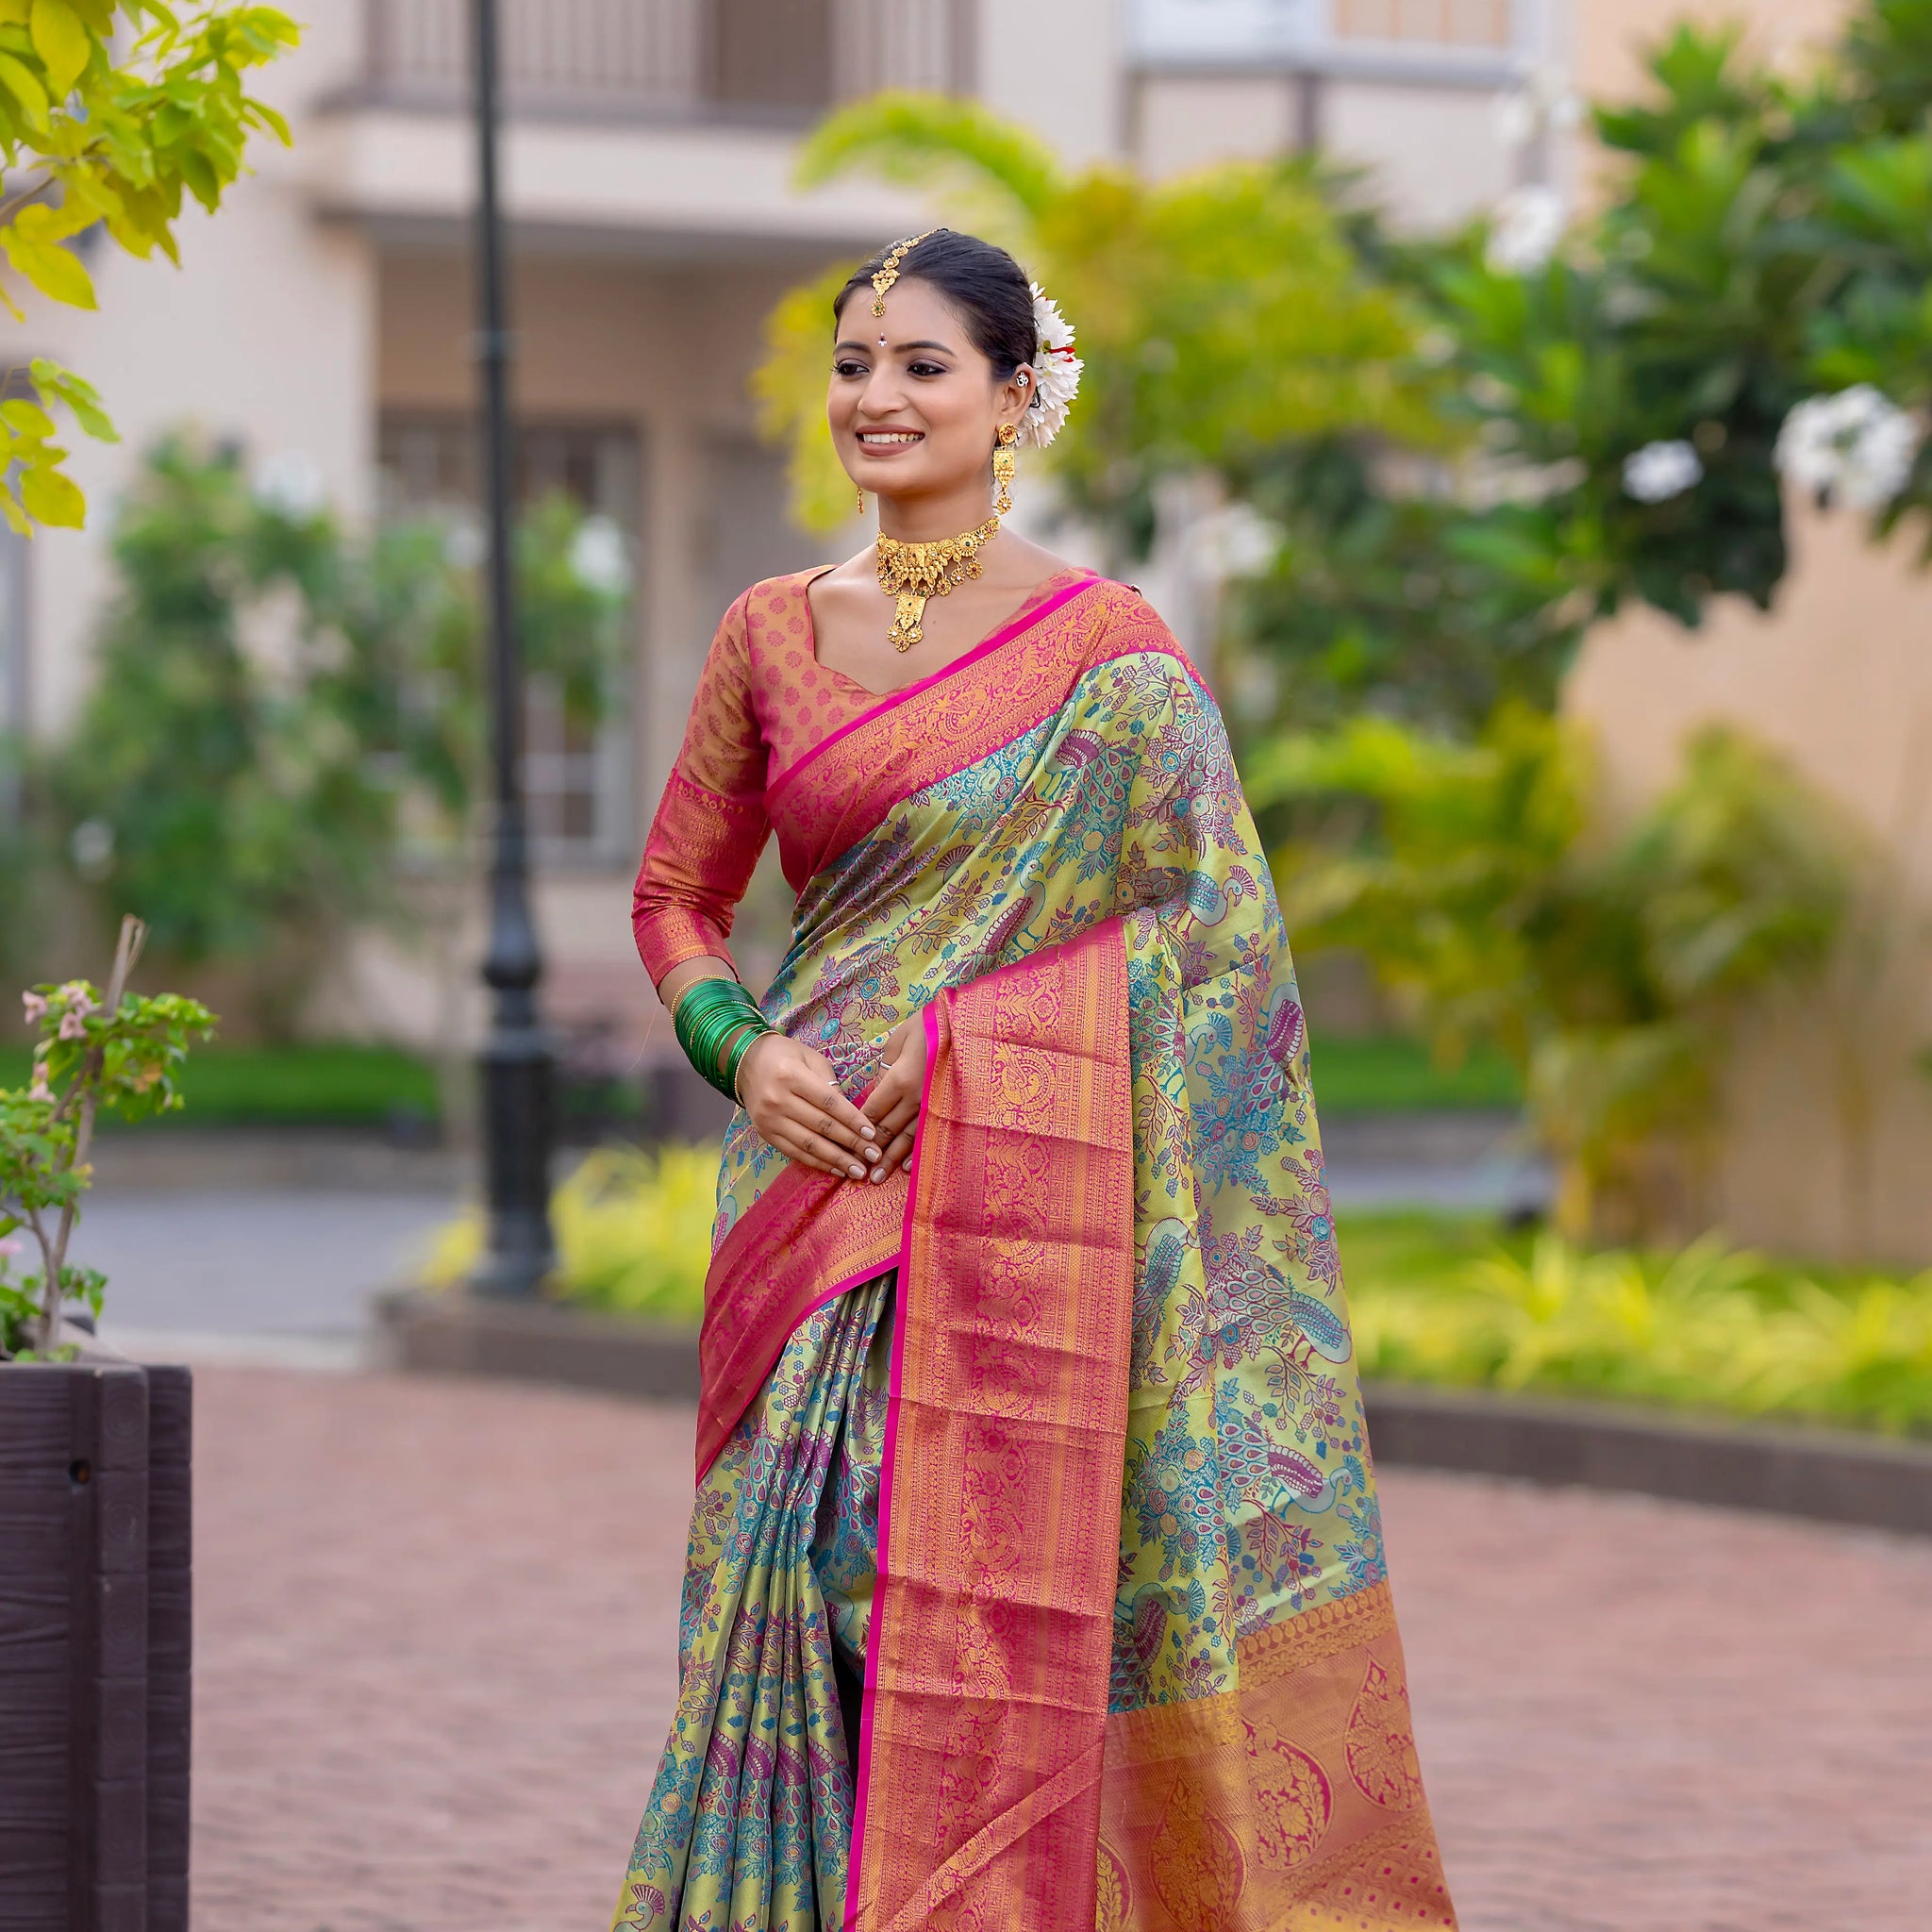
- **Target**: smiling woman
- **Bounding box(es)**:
[613,230,1459,1932]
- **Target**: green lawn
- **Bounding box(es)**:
[3,1030,1521,1126]
[1306,1034,1521,1115]
[0,1041,441,1128]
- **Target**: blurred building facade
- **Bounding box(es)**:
[3,0,1557,1042]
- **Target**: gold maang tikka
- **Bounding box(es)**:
[871,229,940,316]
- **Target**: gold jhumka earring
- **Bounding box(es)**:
[992,423,1019,516]
[856,484,866,514]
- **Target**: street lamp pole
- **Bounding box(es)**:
[468,0,554,1298]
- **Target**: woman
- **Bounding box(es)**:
[617,229,1457,1932]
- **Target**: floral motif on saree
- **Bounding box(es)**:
[619,572,1457,1931]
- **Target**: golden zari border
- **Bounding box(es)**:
[1096,1582,1457,1931]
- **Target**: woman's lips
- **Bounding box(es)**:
[855,430,924,451]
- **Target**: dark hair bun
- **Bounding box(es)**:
[835,229,1037,389]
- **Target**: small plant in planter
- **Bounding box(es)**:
[1,916,214,1359]
[0,915,215,1932]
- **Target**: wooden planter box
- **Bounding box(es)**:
[0,1362,192,1932]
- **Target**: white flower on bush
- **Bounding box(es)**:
[255,448,326,521]
[569,515,631,595]
[1775,386,1922,510]
[1486,185,1565,275]
[1623,440,1704,504]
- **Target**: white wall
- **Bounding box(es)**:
[975,0,1124,162]
[20,8,375,734]
[1322,77,1515,227]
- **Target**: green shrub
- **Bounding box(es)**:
[425,1145,1932,1437]
[421,1144,716,1323]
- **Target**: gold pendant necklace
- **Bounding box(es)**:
[874,513,1002,651]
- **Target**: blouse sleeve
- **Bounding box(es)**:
[631,591,772,991]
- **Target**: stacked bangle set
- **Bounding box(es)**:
[672,975,775,1103]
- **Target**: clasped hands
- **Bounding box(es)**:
[737,1014,925,1185]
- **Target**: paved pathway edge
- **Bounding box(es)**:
[374,1291,1932,1535]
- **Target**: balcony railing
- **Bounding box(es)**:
[363,0,972,120]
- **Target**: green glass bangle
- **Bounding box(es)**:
[671,975,774,1103]
[721,1019,770,1103]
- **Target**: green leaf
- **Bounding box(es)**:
[20,458,84,525]
[30,357,114,440]
[30,0,90,95]
[0,395,54,437]
[1,219,95,308]
[178,145,217,212]
[0,47,46,121]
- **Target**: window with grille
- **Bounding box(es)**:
[377,414,640,863]
[1331,0,1512,47]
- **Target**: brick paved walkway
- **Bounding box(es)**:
[191,1369,1932,1932]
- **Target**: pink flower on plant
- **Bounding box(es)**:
[21,991,46,1023]
[0,1236,21,1257]
[56,981,97,1015]
[28,1067,53,1102]
[58,1009,88,1041]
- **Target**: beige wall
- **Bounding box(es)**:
[1323,78,1517,226]
[1133,74,1301,175]
[1574,0,1845,104]
[1569,502,1932,1267]
[1130,65,1519,223]
[977,0,1123,163]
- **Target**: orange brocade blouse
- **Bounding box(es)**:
[629,565,1094,991]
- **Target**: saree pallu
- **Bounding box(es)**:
[619,574,1457,1932]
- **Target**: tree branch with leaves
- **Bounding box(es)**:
[0,0,298,531]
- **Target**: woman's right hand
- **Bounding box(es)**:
[736,1032,882,1181]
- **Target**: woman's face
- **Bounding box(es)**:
[828,278,1030,507]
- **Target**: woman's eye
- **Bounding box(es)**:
[833,359,867,378]
[908,360,946,377]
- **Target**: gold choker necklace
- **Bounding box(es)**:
[875,513,1001,651]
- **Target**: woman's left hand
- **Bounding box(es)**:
[860,1014,927,1182]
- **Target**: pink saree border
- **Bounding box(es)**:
[693,1157,908,1482]
[844,921,1136,1932]
[766,570,1101,810]
[768,589,1202,894]
[841,996,938,1932]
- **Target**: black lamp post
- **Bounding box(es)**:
[468,0,555,1298]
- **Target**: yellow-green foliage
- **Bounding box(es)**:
[758,91,1444,535]
[1258,709,1857,1245]
[0,4,300,530]
[419,1144,717,1323]
[1347,1224,1932,1437]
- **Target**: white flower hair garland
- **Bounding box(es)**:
[1020,282,1082,448]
